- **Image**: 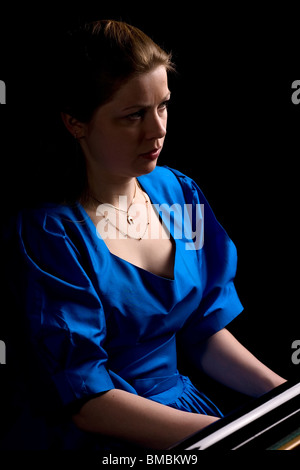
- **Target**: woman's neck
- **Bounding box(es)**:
[84,167,137,209]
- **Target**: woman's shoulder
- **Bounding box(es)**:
[139,165,198,201]
[17,202,85,238]
[144,165,193,183]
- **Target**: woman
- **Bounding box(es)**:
[13,20,285,450]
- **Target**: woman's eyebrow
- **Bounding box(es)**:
[122,92,171,112]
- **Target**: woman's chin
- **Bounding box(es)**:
[136,157,159,175]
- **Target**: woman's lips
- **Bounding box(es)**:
[139,147,162,160]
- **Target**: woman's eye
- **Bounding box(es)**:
[124,100,170,121]
[159,100,169,111]
[126,109,145,120]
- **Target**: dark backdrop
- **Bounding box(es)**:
[0,3,299,448]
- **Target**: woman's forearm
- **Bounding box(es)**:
[198,328,286,397]
[72,388,219,449]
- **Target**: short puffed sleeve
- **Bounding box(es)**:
[167,168,244,356]
[16,207,116,408]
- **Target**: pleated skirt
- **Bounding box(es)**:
[147,374,223,417]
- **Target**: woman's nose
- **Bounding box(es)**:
[144,111,167,140]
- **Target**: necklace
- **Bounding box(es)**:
[91,180,137,225]
[91,179,150,241]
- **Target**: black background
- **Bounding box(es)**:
[0,2,299,451]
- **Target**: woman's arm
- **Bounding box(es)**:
[198,328,286,397]
[72,388,219,449]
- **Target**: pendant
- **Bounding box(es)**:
[127,215,134,225]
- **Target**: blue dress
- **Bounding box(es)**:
[11,166,243,449]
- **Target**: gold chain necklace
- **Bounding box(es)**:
[91,180,150,241]
[90,179,137,225]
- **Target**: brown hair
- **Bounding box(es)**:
[58,19,175,122]
[33,20,175,206]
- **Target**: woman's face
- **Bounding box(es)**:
[79,65,170,180]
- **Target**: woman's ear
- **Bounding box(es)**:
[61,112,86,139]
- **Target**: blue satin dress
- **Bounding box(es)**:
[14,166,243,449]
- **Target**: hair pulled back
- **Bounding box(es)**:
[58,20,174,122]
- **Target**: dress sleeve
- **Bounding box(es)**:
[168,168,244,355]
[16,208,115,408]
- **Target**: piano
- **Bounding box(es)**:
[172,379,300,450]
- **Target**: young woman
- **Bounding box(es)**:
[13,20,285,450]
